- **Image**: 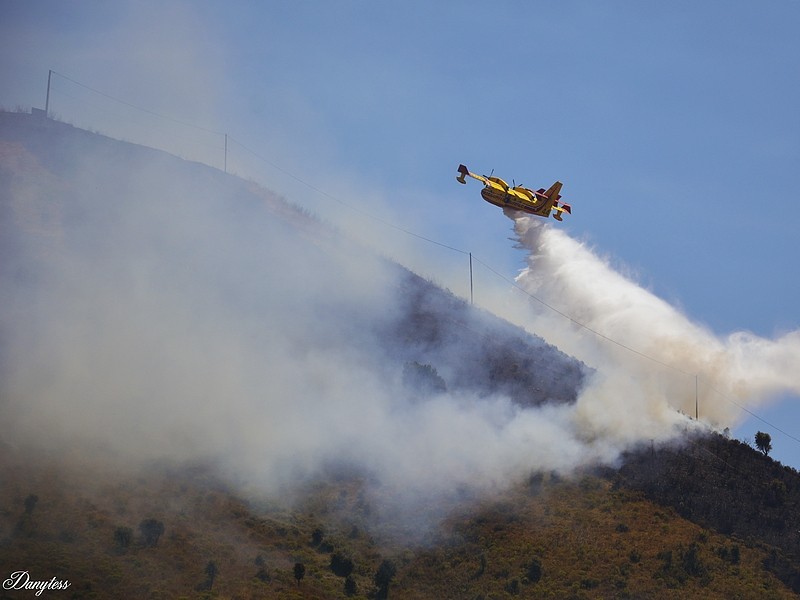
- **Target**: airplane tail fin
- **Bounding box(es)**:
[543,181,563,202]
[456,164,469,184]
[546,182,569,220]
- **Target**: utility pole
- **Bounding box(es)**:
[695,374,699,420]
[45,70,52,117]
[469,252,474,305]
[224,134,228,173]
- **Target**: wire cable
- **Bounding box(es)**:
[228,137,469,255]
[707,386,800,444]
[470,254,694,376]
[51,70,226,137]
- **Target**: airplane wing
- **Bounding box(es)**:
[456,164,488,185]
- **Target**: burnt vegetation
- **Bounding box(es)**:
[617,431,800,592]
[386,271,589,408]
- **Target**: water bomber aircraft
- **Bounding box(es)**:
[456,164,571,221]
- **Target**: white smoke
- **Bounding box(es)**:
[7,120,798,540]
[510,214,800,437]
[0,126,623,539]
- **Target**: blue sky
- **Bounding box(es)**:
[2,1,799,466]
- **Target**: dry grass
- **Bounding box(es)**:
[1,449,795,599]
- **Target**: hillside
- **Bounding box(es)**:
[1,110,799,599]
[617,432,800,593]
[0,109,585,411]
[2,447,798,599]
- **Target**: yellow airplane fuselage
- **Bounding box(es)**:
[480,184,547,216]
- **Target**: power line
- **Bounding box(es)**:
[470,255,693,376]
[52,86,223,150]
[707,386,800,445]
[227,138,469,255]
[50,70,226,137]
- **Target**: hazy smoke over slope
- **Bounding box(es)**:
[511,215,800,438]
[7,116,797,539]
[0,119,603,535]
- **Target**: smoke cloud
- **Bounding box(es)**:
[4,118,797,540]
[0,122,592,537]
[510,214,800,438]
